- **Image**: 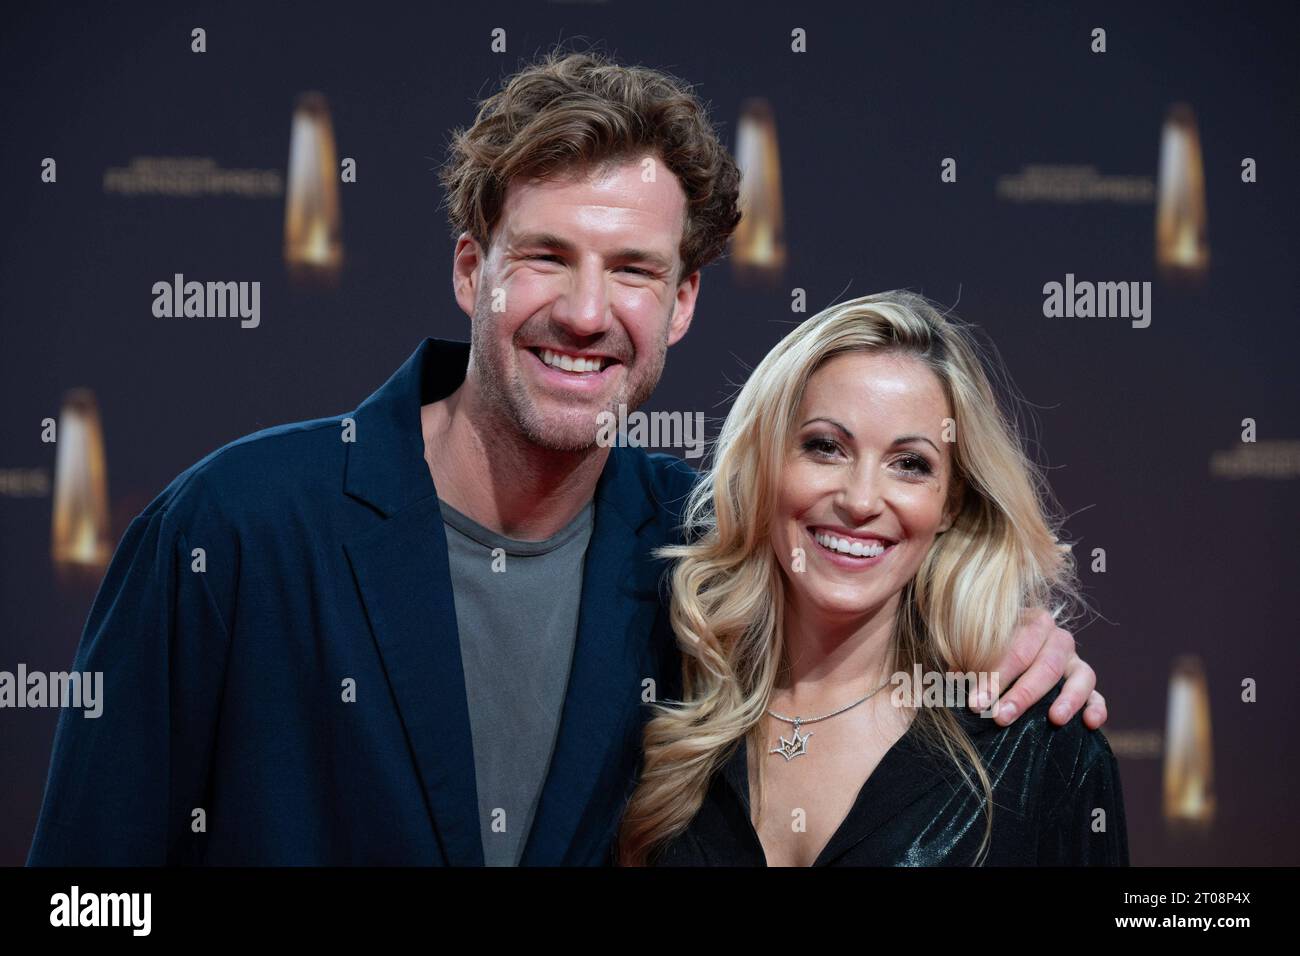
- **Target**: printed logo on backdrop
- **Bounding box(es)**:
[1209,418,1300,479]
[997,165,1155,204]
[0,468,50,497]
[104,157,282,197]
[1106,730,1164,758]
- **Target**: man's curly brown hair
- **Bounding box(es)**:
[439,49,742,281]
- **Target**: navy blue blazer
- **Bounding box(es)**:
[27,338,698,866]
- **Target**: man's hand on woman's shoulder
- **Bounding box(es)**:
[970,608,1108,730]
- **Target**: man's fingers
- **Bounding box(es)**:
[1048,654,1097,726]
[993,623,1073,725]
[1083,690,1108,729]
[972,608,1052,712]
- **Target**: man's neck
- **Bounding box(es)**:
[420,384,610,541]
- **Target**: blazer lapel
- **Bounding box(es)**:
[520,446,665,866]
[342,337,484,865]
[345,502,482,865]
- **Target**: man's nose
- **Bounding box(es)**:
[550,261,612,337]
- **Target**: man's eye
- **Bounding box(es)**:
[618,266,652,276]
[526,254,563,263]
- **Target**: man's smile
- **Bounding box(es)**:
[524,345,624,393]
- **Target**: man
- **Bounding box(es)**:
[28,50,1105,866]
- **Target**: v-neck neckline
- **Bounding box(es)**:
[720,705,992,866]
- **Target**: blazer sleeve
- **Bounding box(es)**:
[27,473,233,866]
[1036,728,1130,866]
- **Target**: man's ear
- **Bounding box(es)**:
[665,269,701,347]
[452,232,485,320]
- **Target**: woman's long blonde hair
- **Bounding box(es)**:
[617,290,1081,865]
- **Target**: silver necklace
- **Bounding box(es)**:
[767,677,893,761]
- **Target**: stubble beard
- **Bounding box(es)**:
[469,300,670,454]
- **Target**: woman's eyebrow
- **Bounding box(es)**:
[801,417,853,438]
[893,434,941,454]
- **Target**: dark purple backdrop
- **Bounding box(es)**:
[2,0,1297,866]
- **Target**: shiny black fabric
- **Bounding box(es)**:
[652,678,1128,866]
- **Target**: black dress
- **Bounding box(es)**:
[652,678,1129,866]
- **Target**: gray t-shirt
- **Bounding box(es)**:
[437,496,594,866]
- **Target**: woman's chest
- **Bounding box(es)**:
[751,710,909,866]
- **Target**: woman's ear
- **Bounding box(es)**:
[937,476,965,534]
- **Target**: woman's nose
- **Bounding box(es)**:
[836,463,883,522]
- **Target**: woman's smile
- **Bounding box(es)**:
[806,525,898,568]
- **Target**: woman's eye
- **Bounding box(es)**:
[896,454,933,476]
[802,437,841,458]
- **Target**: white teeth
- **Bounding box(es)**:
[539,348,605,373]
[813,530,888,558]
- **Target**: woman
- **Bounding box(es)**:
[618,291,1127,866]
